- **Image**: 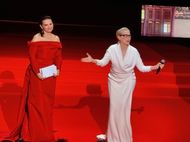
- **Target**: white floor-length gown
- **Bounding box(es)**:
[96,43,151,142]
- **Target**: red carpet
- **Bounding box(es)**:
[0,33,190,142]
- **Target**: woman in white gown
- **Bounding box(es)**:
[81,27,164,142]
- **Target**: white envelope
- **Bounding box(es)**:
[39,64,57,78]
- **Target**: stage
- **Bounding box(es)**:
[0,32,190,142]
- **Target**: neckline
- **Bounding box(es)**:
[28,41,61,45]
[118,43,130,60]
[29,41,60,43]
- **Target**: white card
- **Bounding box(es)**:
[39,64,57,78]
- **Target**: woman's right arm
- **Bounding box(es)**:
[81,50,111,67]
[28,43,38,73]
[29,43,44,80]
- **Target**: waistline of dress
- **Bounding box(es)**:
[108,71,135,81]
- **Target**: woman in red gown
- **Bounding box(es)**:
[5,16,63,142]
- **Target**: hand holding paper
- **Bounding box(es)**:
[39,64,57,79]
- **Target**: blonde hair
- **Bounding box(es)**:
[116,27,130,36]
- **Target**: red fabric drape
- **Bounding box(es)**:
[5,41,62,142]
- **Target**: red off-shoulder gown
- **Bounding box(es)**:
[6,41,62,142]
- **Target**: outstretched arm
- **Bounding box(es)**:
[81,50,111,67]
[81,53,97,64]
[135,51,165,72]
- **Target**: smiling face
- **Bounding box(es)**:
[116,27,131,46]
[40,18,54,34]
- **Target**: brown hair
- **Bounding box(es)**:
[39,15,52,37]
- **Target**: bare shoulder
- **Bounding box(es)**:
[31,33,42,42]
[53,34,60,42]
